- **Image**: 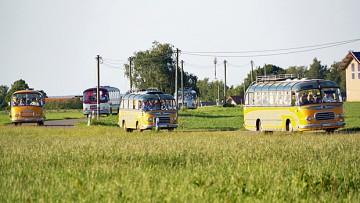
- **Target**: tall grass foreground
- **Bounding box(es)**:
[0,127,359,202]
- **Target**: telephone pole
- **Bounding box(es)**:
[250,60,254,82]
[129,57,133,92]
[223,60,227,105]
[175,48,180,108]
[96,55,101,120]
[181,60,184,110]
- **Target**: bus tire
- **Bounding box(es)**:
[110,108,113,115]
[38,121,44,126]
[286,119,293,132]
[256,119,262,132]
[136,122,143,132]
[168,128,174,132]
[325,128,335,134]
[123,121,130,132]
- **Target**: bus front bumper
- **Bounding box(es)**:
[299,121,346,130]
[11,117,45,123]
[142,124,178,129]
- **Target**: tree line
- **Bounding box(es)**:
[0,79,82,110]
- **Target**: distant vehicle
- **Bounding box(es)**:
[82,86,121,116]
[119,89,178,132]
[177,88,198,109]
[9,89,46,126]
[243,74,345,133]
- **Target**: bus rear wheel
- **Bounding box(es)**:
[286,119,293,132]
[123,121,131,132]
[256,119,262,132]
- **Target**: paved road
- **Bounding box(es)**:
[44,118,86,127]
[9,118,86,127]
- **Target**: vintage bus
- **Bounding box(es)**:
[83,86,121,116]
[177,88,198,109]
[9,89,46,126]
[119,89,178,132]
[244,75,345,133]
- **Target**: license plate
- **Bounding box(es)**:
[90,105,97,109]
[21,112,33,117]
[322,123,330,127]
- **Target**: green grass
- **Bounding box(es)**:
[0,128,359,202]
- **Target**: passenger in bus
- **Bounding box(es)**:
[148,100,156,110]
[30,98,39,106]
[313,95,321,103]
[142,100,150,111]
[299,94,308,105]
[323,93,335,103]
[12,97,19,106]
[19,99,25,106]
[307,94,315,104]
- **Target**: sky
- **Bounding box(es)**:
[1,0,359,96]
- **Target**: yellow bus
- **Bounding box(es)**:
[118,89,178,132]
[9,89,46,126]
[244,75,345,133]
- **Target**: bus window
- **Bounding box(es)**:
[255,92,261,106]
[248,92,254,105]
[276,91,283,105]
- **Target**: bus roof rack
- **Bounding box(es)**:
[256,74,299,82]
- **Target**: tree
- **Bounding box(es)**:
[0,85,9,110]
[124,41,197,95]
[286,66,308,78]
[5,79,29,104]
[306,58,329,79]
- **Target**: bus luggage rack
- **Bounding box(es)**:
[256,74,299,82]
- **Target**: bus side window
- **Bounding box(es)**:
[291,92,296,106]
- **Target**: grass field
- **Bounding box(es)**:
[0,104,359,202]
[0,128,359,202]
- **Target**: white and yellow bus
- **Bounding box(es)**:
[118,89,178,132]
[244,75,345,133]
[9,89,46,126]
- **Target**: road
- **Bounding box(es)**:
[8,118,86,127]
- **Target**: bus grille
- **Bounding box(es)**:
[157,117,170,124]
[315,112,335,121]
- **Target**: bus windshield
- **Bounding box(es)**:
[12,93,44,107]
[141,99,176,111]
[297,88,342,105]
[83,89,108,103]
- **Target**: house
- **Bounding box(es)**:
[226,95,243,105]
[338,51,360,101]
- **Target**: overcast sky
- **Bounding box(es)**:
[1,0,359,96]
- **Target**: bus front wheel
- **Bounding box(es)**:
[136,122,143,132]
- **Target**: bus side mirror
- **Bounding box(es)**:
[8,102,10,106]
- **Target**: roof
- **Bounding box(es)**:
[247,79,339,92]
[227,95,242,105]
[338,51,360,71]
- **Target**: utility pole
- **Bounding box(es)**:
[175,48,179,108]
[264,63,267,76]
[250,60,254,82]
[214,57,219,106]
[129,57,133,92]
[96,55,101,120]
[223,60,227,106]
[181,60,184,110]
[243,78,247,105]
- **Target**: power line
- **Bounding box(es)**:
[181,38,360,58]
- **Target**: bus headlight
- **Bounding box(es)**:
[172,117,177,121]
[148,118,153,122]
[338,114,344,119]
[306,116,314,121]
[14,114,19,117]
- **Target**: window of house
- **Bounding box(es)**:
[351,63,355,72]
[358,73,360,79]
[352,73,355,79]
[358,64,360,72]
